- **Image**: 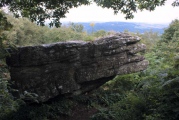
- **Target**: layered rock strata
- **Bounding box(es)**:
[6,33,149,102]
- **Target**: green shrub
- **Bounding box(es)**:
[0,11,20,120]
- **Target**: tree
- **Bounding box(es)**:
[161,19,179,42]
[1,0,178,27]
[69,22,84,33]
[0,11,12,58]
[93,30,107,38]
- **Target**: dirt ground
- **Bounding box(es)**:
[57,104,98,120]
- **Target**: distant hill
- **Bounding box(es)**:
[70,22,168,34]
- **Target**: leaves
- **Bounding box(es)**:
[1,0,177,27]
[161,19,179,42]
[1,0,90,27]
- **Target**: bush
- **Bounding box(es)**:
[0,11,20,120]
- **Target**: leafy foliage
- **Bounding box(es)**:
[161,19,179,42]
[1,98,74,120]
[95,0,166,19]
[0,11,20,119]
[2,14,114,46]
[69,22,84,33]
[91,19,179,120]
[0,0,90,27]
[0,11,12,58]
[1,0,178,27]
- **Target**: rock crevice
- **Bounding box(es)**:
[6,33,149,102]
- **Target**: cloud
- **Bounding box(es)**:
[61,0,179,24]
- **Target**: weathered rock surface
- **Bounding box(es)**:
[6,33,149,102]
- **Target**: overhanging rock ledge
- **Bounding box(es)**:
[6,33,149,102]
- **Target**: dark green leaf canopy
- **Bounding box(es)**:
[0,0,178,27]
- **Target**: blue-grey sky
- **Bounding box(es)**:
[61,0,179,24]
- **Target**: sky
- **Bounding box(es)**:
[61,0,179,24]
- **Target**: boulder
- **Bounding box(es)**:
[6,33,149,102]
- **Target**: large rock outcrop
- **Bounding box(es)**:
[6,33,149,102]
